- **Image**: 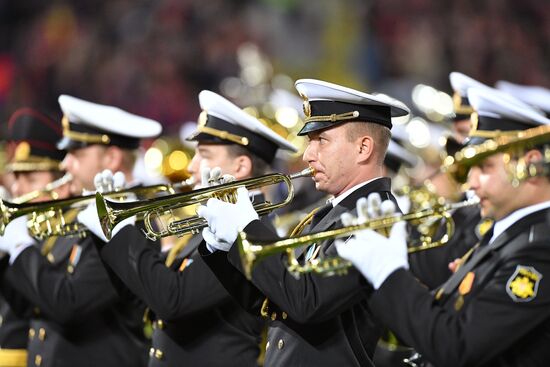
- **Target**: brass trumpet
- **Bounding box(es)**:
[11,173,73,204]
[0,182,185,239]
[443,124,550,184]
[97,167,315,241]
[237,196,480,280]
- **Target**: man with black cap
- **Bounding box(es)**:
[0,97,162,367]
[337,86,550,366]
[94,90,296,366]
[198,79,410,366]
[0,108,70,367]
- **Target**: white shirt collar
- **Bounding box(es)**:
[329,177,383,207]
[490,200,550,245]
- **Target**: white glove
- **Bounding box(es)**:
[0,216,35,263]
[335,194,409,289]
[78,170,135,242]
[197,187,258,252]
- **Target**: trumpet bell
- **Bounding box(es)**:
[97,167,315,241]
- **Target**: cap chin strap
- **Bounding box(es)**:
[196,125,249,146]
[62,116,111,145]
[304,110,359,124]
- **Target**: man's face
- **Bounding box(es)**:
[302,125,359,196]
[187,143,240,186]
[11,171,64,203]
[468,153,522,220]
[61,145,106,193]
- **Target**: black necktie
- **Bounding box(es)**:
[307,202,334,232]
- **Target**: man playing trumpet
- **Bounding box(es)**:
[337,86,550,366]
[96,90,297,366]
[198,79,410,366]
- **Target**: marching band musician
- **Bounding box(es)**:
[408,71,485,290]
[1,97,162,367]
[0,108,70,367]
[198,79,410,366]
[94,90,296,366]
[337,86,550,366]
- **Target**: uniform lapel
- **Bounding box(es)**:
[436,208,550,301]
[296,177,394,258]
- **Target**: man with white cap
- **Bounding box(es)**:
[57,95,162,193]
[0,96,162,367]
[337,86,550,366]
[97,90,296,366]
[198,79,410,366]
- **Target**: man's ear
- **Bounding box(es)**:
[523,149,545,169]
[102,146,124,172]
[357,135,375,163]
[233,155,253,179]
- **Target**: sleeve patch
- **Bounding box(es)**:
[506,265,542,302]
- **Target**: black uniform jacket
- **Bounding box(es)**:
[369,206,550,367]
[99,209,266,367]
[0,256,29,349]
[409,202,482,289]
[200,177,397,367]
[1,233,149,367]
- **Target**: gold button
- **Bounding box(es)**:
[29,328,36,339]
[157,320,165,329]
[0,315,3,326]
[271,312,277,321]
[282,312,288,320]
[38,328,46,341]
[277,339,284,350]
[154,349,164,360]
[35,355,42,366]
[265,341,270,350]
[149,347,155,357]
[47,253,55,263]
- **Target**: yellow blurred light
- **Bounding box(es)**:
[144,148,164,172]
[168,150,189,171]
[152,138,170,154]
[243,106,259,118]
[406,117,431,148]
[434,91,454,116]
[275,107,300,128]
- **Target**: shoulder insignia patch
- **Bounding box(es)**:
[506,265,542,302]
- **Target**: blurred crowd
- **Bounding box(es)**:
[0,0,548,140]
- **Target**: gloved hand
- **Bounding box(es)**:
[78,170,135,242]
[200,166,236,188]
[335,194,409,289]
[197,187,258,252]
[0,216,35,263]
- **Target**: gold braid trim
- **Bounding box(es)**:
[165,234,193,267]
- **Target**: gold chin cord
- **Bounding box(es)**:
[0,181,190,239]
[96,167,315,241]
[236,196,481,280]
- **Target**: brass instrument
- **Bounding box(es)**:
[0,182,186,239]
[237,196,480,279]
[11,173,73,204]
[442,124,550,185]
[97,167,315,241]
